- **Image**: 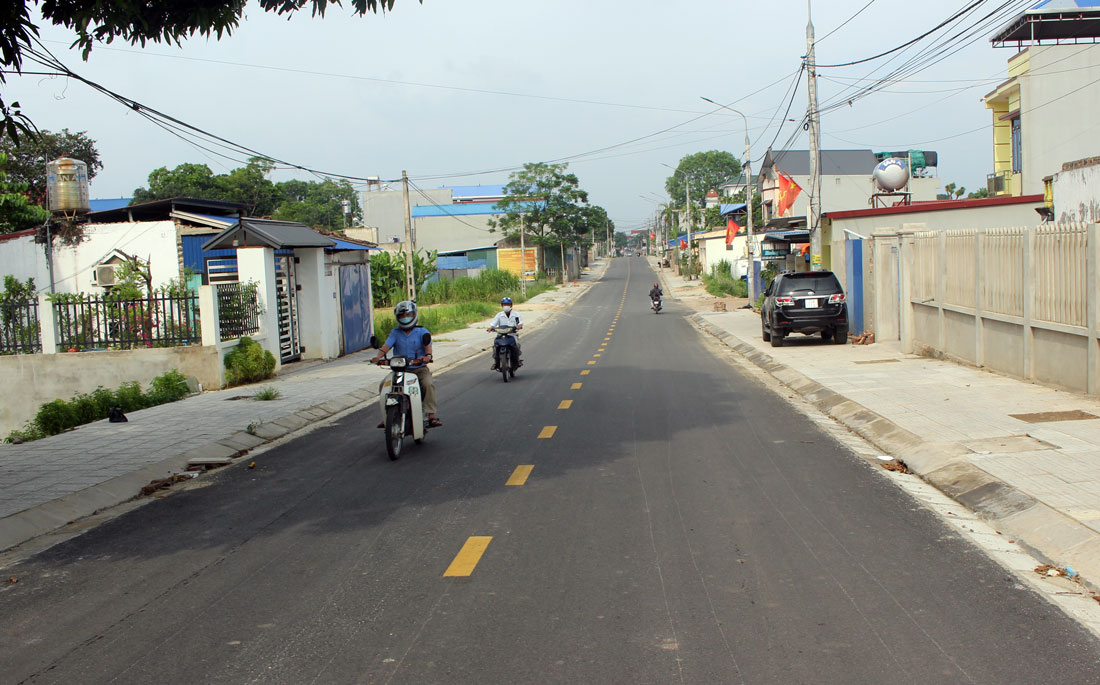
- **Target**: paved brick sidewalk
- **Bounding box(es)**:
[657,258,1100,590]
[0,264,606,552]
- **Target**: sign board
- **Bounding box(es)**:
[760,246,788,261]
[498,248,538,281]
[811,253,822,269]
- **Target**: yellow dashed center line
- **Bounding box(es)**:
[538,425,557,438]
[558,400,573,409]
[587,360,596,365]
[571,383,582,389]
[443,536,492,577]
[581,370,591,375]
[506,465,534,486]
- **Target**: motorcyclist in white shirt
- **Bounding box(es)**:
[487,297,523,370]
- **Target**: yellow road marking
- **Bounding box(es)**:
[587,360,596,365]
[593,353,601,357]
[571,383,582,389]
[538,425,557,438]
[506,465,534,486]
[558,400,573,409]
[580,370,591,375]
[598,347,606,352]
[443,536,492,577]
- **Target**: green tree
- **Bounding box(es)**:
[665,150,742,211]
[132,163,222,204]
[0,151,49,233]
[942,182,966,200]
[492,162,589,247]
[0,129,102,204]
[1,1,419,143]
[967,188,990,199]
[273,177,362,229]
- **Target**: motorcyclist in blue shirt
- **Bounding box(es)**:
[370,300,442,427]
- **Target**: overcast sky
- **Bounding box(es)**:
[9,0,1029,231]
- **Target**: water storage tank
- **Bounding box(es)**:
[873,157,910,192]
[46,157,90,215]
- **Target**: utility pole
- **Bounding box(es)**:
[401,170,416,301]
[519,225,527,298]
[806,0,823,270]
[686,181,693,279]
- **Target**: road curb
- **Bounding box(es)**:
[688,312,1100,592]
[0,264,609,555]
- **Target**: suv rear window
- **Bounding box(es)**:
[777,273,841,295]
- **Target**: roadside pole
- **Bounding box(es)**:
[401,170,416,301]
[806,1,823,269]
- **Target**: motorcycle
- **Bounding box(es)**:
[371,335,431,461]
[651,296,662,314]
[491,325,519,382]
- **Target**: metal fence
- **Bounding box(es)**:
[53,293,200,351]
[216,282,260,341]
[0,300,41,354]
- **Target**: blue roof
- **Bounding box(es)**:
[329,238,377,251]
[89,198,132,212]
[413,200,537,218]
[720,203,747,216]
[444,185,506,199]
[1033,0,1100,8]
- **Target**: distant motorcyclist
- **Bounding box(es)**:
[649,282,663,301]
[487,297,523,369]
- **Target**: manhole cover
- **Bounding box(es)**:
[853,359,900,365]
[1009,410,1099,423]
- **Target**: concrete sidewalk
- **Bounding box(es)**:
[0,261,608,553]
[657,258,1100,592]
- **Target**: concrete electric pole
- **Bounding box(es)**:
[806,0,823,270]
[401,170,416,301]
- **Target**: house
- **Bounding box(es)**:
[360,184,509,248]
[986,1,1100,197]
[757,149,941,228]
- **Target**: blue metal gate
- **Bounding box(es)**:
[339,263,373,355]
[845,239,865,335]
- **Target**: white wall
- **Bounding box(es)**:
[362,188,452,244]
[762,173,940,221]
[1023,45,1100,195]
[413,214,499,254]
[0,232,50,287]
[1053,161,1100,223]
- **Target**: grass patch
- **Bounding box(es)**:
[253,387,281,401]
[374,302,499,341]
[702,274,748,298]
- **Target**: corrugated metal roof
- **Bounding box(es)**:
[720,203,747,215]
[444,184,506,198]
[89,198,132,212]
[202,218,335,250]
[329,238,377,251]
[413,201,538,218]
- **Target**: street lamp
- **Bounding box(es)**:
[701,96,757,303]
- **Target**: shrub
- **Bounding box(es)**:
[35,399,77,435]
[116,381,147,413]
[148,369,190,404]
[224,336,276,386]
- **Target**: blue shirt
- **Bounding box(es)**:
[385,326,431,368]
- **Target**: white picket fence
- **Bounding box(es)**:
[900,222,1099,394]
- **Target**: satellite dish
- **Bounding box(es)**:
[873,158,910,191]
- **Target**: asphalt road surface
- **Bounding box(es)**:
[3,258,1100,684]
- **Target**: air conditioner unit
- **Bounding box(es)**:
[94,264,117,286]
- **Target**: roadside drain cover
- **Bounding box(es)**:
[963,435,1055,453]
[1009,410,1099,423]
[853,359,900,365]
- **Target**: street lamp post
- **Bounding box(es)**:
[700,96,756,302]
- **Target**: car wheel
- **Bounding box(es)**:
[770,330,784,347]
[833,326,848,345]
[762,316,771,342]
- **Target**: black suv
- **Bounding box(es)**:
[761,270,848,347]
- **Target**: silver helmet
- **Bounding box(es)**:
[394,300,418,330]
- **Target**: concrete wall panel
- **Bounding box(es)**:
[1033,327,1089,392]
[981,317,1025,378]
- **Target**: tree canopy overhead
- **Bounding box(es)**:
[1,0,419,141]
[664,150,742,211]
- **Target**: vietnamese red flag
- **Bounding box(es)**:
[679,238,688,249]
[725,218,742,246]
[775,169,803,218]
